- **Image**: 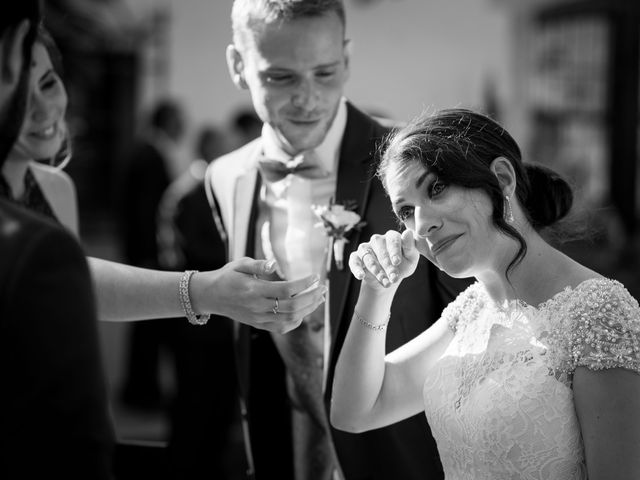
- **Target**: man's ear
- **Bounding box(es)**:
[343,38,351,80]
[490,156,516,196]
[226,44,248,90]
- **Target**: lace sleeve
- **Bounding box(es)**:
[568,280,640,374]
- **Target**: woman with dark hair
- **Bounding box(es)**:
[0,6,115,478]
[331,108,640,479]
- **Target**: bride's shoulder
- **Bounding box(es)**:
[550,276,638,313]
[442,282,485,333]
[547,277,640,373]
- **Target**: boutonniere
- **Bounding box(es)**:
[312,200,367,270]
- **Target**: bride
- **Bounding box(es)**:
[330,108,640,480]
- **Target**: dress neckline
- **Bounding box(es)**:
[481,276,611,314]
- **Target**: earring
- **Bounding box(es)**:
[236,74,247,88]
[504,195,514,223]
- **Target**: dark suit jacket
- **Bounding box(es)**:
[0,199,114,479]
[119,140,171,268]
[207,103,471,480]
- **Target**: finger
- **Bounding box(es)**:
[251,316,302,334]
[371,235,398,281]
[358,242,390,287]
[388,231,403,266]
[382,232,402,283]
[273,281,327,313]
[233,257,278,278]
[256,275,320,299]
[287,274,322,298]
[275,294,326,333]
[349,251,366,280]
[401,229,419,260]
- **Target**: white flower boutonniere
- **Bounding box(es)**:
[312,200,367,270]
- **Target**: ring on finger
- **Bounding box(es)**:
[272,297,279,315]
[361,248,375,261]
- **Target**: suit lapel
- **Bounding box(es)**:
[232,169,260,260]
[329,104,382,343]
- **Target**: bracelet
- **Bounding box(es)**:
[354,309,389,331]
[179,270,211,326]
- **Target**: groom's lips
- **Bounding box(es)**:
[431,234,462,256]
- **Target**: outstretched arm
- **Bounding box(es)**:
[89,256,325,333]
[330,229,452,432]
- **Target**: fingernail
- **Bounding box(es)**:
[265,259,276,272]
[389,272,398,283]
[381,277,390,287]
[392,255,400,265]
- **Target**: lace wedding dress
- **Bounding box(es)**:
[423,278,640,480]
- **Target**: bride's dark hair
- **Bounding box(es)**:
[378,108,573,278]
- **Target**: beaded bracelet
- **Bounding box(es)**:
[354,309,389,331]
[179,270,211,326]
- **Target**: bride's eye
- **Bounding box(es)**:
[396,206,414,222]
[428,178,447,198]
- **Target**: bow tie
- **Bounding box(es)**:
[257,152,327,183]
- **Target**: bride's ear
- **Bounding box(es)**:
[490,157,516,196]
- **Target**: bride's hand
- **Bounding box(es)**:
[349,229,420,290]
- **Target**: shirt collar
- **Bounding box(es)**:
[261,97,347,174]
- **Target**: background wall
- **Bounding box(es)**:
[125,0,513,138]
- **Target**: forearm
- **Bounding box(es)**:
[89,257,185,322]
[331,283,397,433]
[89,256,326,330]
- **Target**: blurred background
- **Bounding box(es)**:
[39,0,639,477]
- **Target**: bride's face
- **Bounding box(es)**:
[8,41,67,163]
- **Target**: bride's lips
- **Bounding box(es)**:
[430,234,462,256]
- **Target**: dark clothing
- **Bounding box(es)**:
[207,103,473,480]
[119,139,174,409]
[0,199,115,479]
[120,141,171,269]
[0,167,56,219]
[163,180,240,479]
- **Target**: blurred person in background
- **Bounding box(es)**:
[157,124,241,478]
[118,98,189,411]
[229,107,262,150]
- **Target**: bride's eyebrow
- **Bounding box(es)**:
[415,171,430,189]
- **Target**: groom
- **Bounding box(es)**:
[206,1,469,479]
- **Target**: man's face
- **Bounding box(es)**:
[228,11,349,155]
